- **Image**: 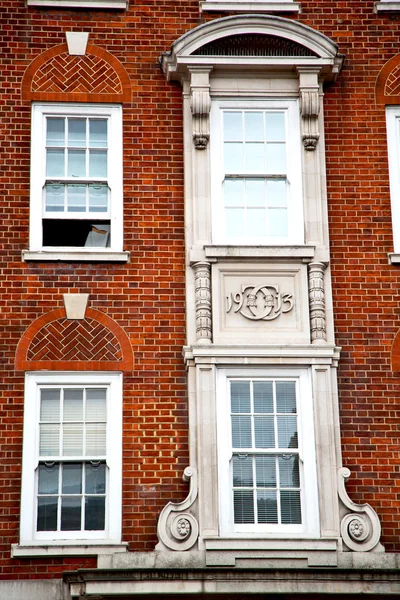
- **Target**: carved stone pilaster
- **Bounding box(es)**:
[156,467,199,552]
[193,261,212,344]
[297,67,321,151]
[338,467,384,553]
[189,68,212,150]
[308,262,327,344]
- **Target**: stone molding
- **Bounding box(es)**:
[298,67,321,150]
[308,261,327,344]
[190,68,212,149]
[193,262,212,344]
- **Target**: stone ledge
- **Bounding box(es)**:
[11,543,128,558]
[22,250,130,263]
[375,1,400,11]
[27,0,127,7]
[200,1,301,12]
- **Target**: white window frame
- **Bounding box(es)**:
[217,368,319,537]
[20,372,122,546]
[211,100,304,246]
[29,103,123,255]
[386,107,400,257]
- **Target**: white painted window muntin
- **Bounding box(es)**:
[30,103,123,252]
[21,373,122,544]
[217,368,319,536]
[386,107,400,253]
[211,100,303,245]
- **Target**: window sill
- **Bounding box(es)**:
[22,250,130,263]
[200,1,301,12]
[388,253,400,264]
[27,0,127,7]
[203,245,315,260]
[374,1,400,11]
[11,542,128,558]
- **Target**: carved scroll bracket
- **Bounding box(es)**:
[156,467,199,552]
[193,261,212,344]
[189,68,212,150]
[308,261,327,344]
[297,67,321,151]
[338,467,384,553]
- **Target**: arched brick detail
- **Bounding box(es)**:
[15,307,133,371]
[375,54,400,105]
[21,43,131,103]
[392,329,400,372]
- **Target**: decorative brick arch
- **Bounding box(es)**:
[392,329,400,372]
[21,43,131,103]
[15,308,133,371]
[375,54,400,105]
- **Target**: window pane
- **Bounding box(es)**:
[86,423,106,455]
[277,415,298,449]
[224,143,243,172]
[37,497,58,531]
[224,179,244,207]
[246,179,265,207]
[39,424,60,456]
[276,381,297,413]
[245,143,265,172]
[280,490,302,524]
[45,184,65,212]
[265,112,285,142]
[231,381,250,413]
[224,112,242,141]
[63,389,84,421]
[255,455,276,487]
[232,454,253,487]
[247,208,266,237]
[257,490,278,524]
[231,415,252,448]
[254,415,275,448]
[85,496,105,530]
[253,381,273,413]
[89,150,107,178]
[46,149,65,177]
[268,208,288,237]
[279,455,300,488]
[89,184,108,212]
[40,389,60,421]
[46,118,65,147]
[266,143,286,174]
[267,179,287,207]
[67,149,86,178]
[85,462,106,494]
[89,119,107,148]
[63,423,84,456]
[38,463,59,494]
[233,490,254,524]
[86,389,107,421]
[244,112,264,141]
[67,185,86,212]
[68,118,86,147]
[62,463,82,494]
[61,496,81,531]
[225,208,245,237]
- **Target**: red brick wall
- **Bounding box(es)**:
[0,0,400,579]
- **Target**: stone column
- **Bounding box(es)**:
[192,261,212,344]
[308,261,327,344]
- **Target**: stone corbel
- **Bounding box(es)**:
[189,68,212,150]
[297,67,321,151]
[156,467,199,552]
[308,262,327,344]
[192,261,212,344]
[338,467,384,553]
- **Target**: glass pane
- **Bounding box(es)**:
[40,389,60,421]
[62,423,83,456]
[268,208,288,237]
[225,208,245,237]
[224,179,244,207]
[255,455,276,487]
[267,179,287,207]
[37,497,58,531]
[277,415,298,449]
[245,143,264,172]
[86,389,107,421]
[67,185,86,212]
[231,415,252,448]
[85,462,106,494]
[86,423,106,455]
[63,389,84,421]
[39,424,60,456]
[89,184,108,212]
[257,490,278,524]
[89,150,107,178]
[266,143,286,174]
[265,112,285,142]
[253,381,273,414]
[246,179,265,207]
[232,455,253,487]
[280,490,302,524]
[61,496,81,531]
[85,496,105,530]
[231,381,250,413]
[247,208,266,237]
[279,455,300,488]
[233,490,254,524]
[68,118,86,147]
[276,381,297,413]
[224,143,243,172]
[244,112,264,141]
[46,149,65,177]
[45,184,65,212]
[89,119,107,148]
[62,463,82,494]
[254,415,275,448]
[67,149,86,177]
[224,112,242,141]
[38,463,59,494]
[46,118,65,147]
